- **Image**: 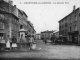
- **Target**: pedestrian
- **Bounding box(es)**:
[28,35,34,49]
[26,34,30,49]
[31,35,36,49]
[12,36,17,50]
[44,39,47,44]
[50,36,55,44]
[6,35,11,51]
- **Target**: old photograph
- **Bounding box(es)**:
[0,0,80,60]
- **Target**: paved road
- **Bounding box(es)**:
[0,40,80,59]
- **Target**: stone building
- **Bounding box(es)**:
[0,0,36,49]
[27,21,36,35]
[0,0,19,44]
[35,34,41,40]
[18,9,29,48]
[54,31,59,39]
[41,30,53,40]
[18,9,36,38]
[59,6,80,44]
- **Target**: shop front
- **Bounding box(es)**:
[0,32,6,50]
[59,35,68,43]
[68,31,78,44]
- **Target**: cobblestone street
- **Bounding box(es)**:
[0,40,80,60]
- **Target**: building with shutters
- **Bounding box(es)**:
[59,5,80,44]
[41,30,53,40]
[0,0,36,48]
[0,0,19,44]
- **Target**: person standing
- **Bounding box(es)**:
[26,35,30,49]
[28,35,34,49]
[6,35,11,51]
[31,35,36,49]
[12,36,17,50]
[44,38,47,44]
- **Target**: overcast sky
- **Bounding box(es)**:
[11,0,80,33]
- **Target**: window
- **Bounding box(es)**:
[59,25,61,29]
[75,12,76,15]
[75,15,77,21]
[70,18,72,23]
[65,29,67,35]
[0,22,4,29]
[70,27,72,31]
[75,25,77,31]
[62,30,64,35]
[65,23,67,27]
[0,14,4,19]
[0,33,4,39]
[59,31,61,35]
[20,25,23,29]
[62,25,63,28]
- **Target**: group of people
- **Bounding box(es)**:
[5,34,36,51]
[26,34,36,50]
[6,35,17,50]
[20,34,36,50]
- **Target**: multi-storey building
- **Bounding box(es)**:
[59,6,80,44]
[27,21,36,36]
[54,31,59,39]
[41,30,53,40]
[0,0,19,44]
[0,0,36,48]
[35,34,41,40]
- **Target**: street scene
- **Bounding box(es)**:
[1,40,80,59]
[0,0,80,60]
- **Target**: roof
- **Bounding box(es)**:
[41,31,53,33]
[36,34,41,35]
[0,10,19,20]
[27,21,36,32]
[58,7,80,22]
[0,1,19,19]
[23,11,28,17]
[18,9,28,18]
[18,9,23,15]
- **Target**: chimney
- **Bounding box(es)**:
[73,5,76,11]
[14,5,16,7]
[9,0,13,6]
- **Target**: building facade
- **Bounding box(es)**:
[27,21,36,36]
[41,30,53,40]
[59,6,80,44]
[54,31,59,39]
[18,9,36,48]
[0,0,19,44]
[0,0,36,48]
[35,34,41,40]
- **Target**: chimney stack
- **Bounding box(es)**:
[14,5,16,7]
[73,5,76,11]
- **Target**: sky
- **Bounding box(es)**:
[10,0,80,33]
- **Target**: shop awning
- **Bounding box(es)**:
[68,31,78,35]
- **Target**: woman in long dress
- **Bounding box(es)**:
[12,36,17,50]
[29,35,36,49]
[6,35,10,50]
